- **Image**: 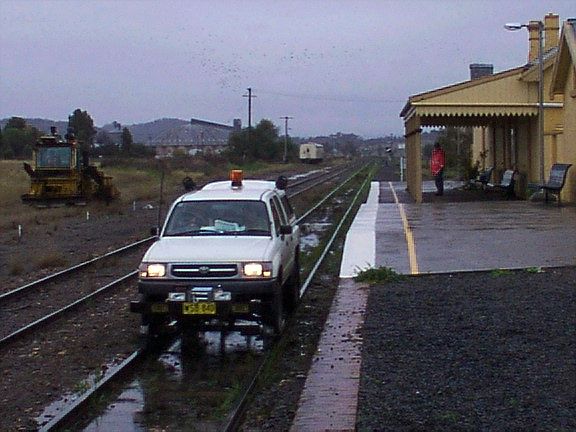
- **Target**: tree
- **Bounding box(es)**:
[0,129,6,159]
[121,127,133,155]
[2,117,39,158]
[4,116,27,130]
[68,109,96,149]
[227,119,283,162]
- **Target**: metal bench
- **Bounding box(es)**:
[489,169,516,198]
[538,163,572,206]
[473,166,493,190]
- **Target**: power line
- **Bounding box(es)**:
[256,89,403,103]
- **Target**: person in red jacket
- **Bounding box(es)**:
[430,142,446,196]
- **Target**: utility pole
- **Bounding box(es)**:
[243,87,256,130]
[280,116,293,163]
[243,88,256,159]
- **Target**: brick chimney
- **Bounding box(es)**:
[528,20,541,63]
[527,13,560,63]
[470,63,494,80]
[544,13,560,52]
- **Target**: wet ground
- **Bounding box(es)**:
[375,181,576,274]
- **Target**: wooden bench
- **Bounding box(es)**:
[489,169,516,198]
[538,163,572,205]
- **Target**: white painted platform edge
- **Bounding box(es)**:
[339,181,379,278]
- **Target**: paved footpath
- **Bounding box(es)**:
[290,180,576,431]
[291,183,379,431]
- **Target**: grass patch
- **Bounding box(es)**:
[35,252,68,270]
[8,260,24,276]
[354,266,403,284]
[525,266,544,273]
[490,268,513,277]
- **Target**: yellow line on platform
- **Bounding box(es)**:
[389,182,419,275]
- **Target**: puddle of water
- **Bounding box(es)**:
[83,385,145,432]
[300,232,320,252]
[35,355,128,429]
[300,222,332,253]
[62,332,266,432]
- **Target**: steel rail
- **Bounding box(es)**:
[0,271,138,350]
[38,349,143,432]
[285,166,335,188]
[1,166,345,305]
[36,164,374,432]
[2,165,348,302]
[0,165,355,348]
[15,164,373,431]
[288,163,360,199]
[0,237,154,302]
[295,162,369,223]
[222,163,375,432]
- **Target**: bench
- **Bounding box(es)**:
[471,166,493,190]
[538,163,572,205]
[489,169,516,198]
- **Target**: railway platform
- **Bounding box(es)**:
[290,180,576,431]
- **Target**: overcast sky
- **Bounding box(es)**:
[0,0,574,138]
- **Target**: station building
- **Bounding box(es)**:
[400,13,575,205]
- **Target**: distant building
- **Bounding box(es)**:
[154,118,241,158]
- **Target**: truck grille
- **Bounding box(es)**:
[171,264,238,278]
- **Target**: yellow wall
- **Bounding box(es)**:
[557,65,576,203]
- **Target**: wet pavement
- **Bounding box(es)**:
[290,278,367,432]
[376,181,576,274]
[290,179,576,431]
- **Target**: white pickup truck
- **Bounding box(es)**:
[131,171,300,336]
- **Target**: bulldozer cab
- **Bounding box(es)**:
[36,143,75,169]
[21,128,119,206]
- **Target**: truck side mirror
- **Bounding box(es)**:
[280,225,292,235]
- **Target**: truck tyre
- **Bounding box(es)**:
[141,294,168,339]
[284,259,301,313]
[264,282,284,335]
[143,314,166,338]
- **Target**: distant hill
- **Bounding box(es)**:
[1,117,190,144]
[0,118,68,135]
[101,118,189,144]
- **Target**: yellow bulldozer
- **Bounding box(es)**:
[21,127,120,206]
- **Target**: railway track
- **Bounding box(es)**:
[0,165,355,350]
[0,162,373,431]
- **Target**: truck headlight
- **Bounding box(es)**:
[141,263,166,278]
[243,262,272,278]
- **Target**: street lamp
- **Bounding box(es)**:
[505,21,545,184]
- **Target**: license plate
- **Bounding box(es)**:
[150,303,169,313]
[232,303,250,314]
[182,302,216,315]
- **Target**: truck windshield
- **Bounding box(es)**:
[37,147,72,168]
[164,200,271,236]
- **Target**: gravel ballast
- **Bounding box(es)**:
[357,267,576,431]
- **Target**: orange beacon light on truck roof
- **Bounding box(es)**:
[230,170,243,188]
